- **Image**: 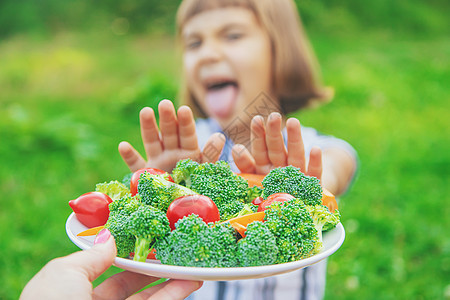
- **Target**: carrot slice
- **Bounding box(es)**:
[322,188,338,212]
[225,211,265,237]
[237,173,265,188]
[77,225,105,236]
[226,211,265,227]
[230,222,248,237]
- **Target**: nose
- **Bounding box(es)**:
[197,39,222,64]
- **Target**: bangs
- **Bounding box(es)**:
[177,0,254,32]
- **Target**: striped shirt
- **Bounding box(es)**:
[188,118,357,300]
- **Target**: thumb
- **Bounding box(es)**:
[64,228,117,282]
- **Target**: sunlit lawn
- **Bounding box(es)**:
[0,28,448,299]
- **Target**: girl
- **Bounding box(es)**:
[118,0,357,299]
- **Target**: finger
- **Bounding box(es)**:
[286,118,306,172]
[140,107,163,158]
[177,105,199,151]
[93,272,164,300]
[158,100,179,150]
[307,146,323,180]
[232,144,256,174]
[130,279,203,300]
[265,112,287,167]
[118,141,147,172]
[201,132,226,163]
[62,230,116,282]
[250,115,270,166]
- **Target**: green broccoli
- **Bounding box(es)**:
[108,194,141,217]
[262,166,323,206]
[121,172,133,189]
[104,194,141,257]
[305,204,341,248]
[128,205,171,262]
[228,203,259,221]
[264,198,320,263]
[155,214,238,267]
[243,185,263,204]
[237,221,278,267]
[104,217,136,258]
[172,159,249,221]
[171,158,199,186]
[323,209,341,232]
[95,180,130,201]
[137,172,197,212]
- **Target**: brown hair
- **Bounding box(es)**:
[176,0,332,118]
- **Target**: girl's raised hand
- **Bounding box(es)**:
[232,112,323,179]
[119,100,225,172]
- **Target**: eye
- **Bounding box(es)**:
[226,32,243,41]
[185,39,202,50]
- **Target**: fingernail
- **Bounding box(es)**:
[94,228,111,244]
[269,112,280,120]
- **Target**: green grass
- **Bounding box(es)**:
[0,27,449,300]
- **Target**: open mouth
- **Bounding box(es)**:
[206,80,238,91]
[204,80,239,119]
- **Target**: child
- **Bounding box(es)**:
[118,0,357,299]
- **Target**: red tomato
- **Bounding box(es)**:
[130,167,174,196]
[69,192,113,227]
[257,193,295,212]
[251,196,264,206]
[166,195,220,230]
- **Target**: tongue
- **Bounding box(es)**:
[206,85,238,119]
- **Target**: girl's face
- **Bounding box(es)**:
[182,7,276,135]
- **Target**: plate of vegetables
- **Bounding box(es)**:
[66,160,345,281]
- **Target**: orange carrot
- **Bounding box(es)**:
[229,222,248,237]
[322,188,338,212]
[237,173,265,188]
[227,211,265,227]
[226,212,265,237]
[77,225,105,236]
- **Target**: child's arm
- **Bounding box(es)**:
[119,100,225,172]
[232,113,356,197]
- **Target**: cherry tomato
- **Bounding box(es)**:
[130,167,174,196]
[257,193,295,212]
[166,195,220,230]
[251,196,264,206]
[69,192,113,227]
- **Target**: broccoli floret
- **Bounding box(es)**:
[262,166,323,206]
[228,203,259,220]
[95,180,130,201]
[138,172,197,212]
[155,214,238,267]
[108,194,141,217]
[105,216,136,258]
[305,205,341,248]
[121,172,133,189]
[173,160,249,221]
[237,221,278,267]
[323,209,341,232]
[264,198,320,263]
[128,205,171,262]
[244,185,263,203]
[218,201,245,221]
[171,158,199,187]
[104,194,141,257]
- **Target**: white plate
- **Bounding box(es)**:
[66,212,345,281]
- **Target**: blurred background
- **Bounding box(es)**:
[0,0,449,299]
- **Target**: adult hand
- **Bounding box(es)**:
[232,112,322,179]
[119,100,225,172]
[20,229,202,300]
